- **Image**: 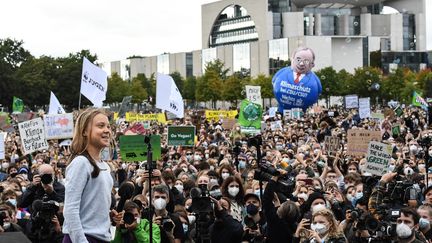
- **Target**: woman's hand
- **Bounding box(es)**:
[295,218,310,237]
[308,229,323,242]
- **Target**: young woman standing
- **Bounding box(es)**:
[63,108,114,243]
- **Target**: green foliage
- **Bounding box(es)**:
[106,73,129,103]
[183,76,196,100]
[204,59,229,80]
[170,71,184,93]
[129,78,148,103]
[223,73,244,103]
[348,67,382,99]
[251,74,273,98]
[315,67,340,98]
[417,69,432,98]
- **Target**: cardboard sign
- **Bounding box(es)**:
[18,118,49,155]
[394,106,403,117]
[283,109,291,119]
[270,121,282,131]
[345,95,359,109]
[222,119,237,130]
[245,85,262,106]
[371,112,385,121]
[364,141,392,176]
[44,113,74,139]
[268,107,278,118]
[359,97,371,119]
[347,129,382,156]
[0,133,4,159]
[119,135,161,162]
[324,136,341,153]
[205,110,238,121]
[167,126,195,147]
[392,124,400,136]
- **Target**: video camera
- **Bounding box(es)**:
[254,163,295,196]
[190,184,213,214]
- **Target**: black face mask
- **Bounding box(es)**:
[246,203,259,216]
[10,172,17,178]
[41,174,54,184]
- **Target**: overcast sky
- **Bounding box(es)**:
[0,0,216,62]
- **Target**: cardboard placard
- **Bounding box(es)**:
[18,118,49,155]
[345,95,359,109]
[125,113,167,123]
[222,119,237,130]
[270,121,283,131]
[119,135,161,162]
[44,113,74,139]
[364,141,392,176]
[359,97,371,119]
[347,129,382,156]
[245,85,262,106]
[167,126,195,147]
[324,136,341,154]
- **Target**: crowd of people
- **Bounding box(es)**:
[0,104,432,243]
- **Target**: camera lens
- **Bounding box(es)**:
[123,212,135,225]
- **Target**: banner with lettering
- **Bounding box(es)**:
[44,113,74,139]
[204,110,238,121]
[125,113,167,123]
[18,118,49,155]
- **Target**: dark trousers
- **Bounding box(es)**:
[62,234,110,243]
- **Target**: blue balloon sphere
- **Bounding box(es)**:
[272,66,322,111]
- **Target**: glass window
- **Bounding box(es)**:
[233,43,250,75]
[268,38,289,75]
[157,54,169,74]
[202,48,217,73]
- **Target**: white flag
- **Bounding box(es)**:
[156,73,184,118]
[48,92,66,115]
[80,57,108,107]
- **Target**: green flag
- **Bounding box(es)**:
[238,99,262,129]
[12,96,24,113]
[412,91,428,110]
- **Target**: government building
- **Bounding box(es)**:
[101,0,432,80]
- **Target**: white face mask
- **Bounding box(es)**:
[221,172,230,180]
[429,150,432,157]
[362,172,372,177]
[174,185,184,193]
[210,179,218,185]
[346,194,354,202]
[410,145,418,154]
[182,167,188,172]
[312,203,326,213]
[297,193,308,201]
[404,167,414,176]
[1,162,9,170]
[194,155,202,161]
[228,187,240,197]
[153,198,167,210]
[419,218,430,230]
[311,223,327,235]
[187,215,196,224]
[419,164,426,171]
[396,223,413,238]
[355,192,363,200]
[121,163,127,170]
[205,154,209,159]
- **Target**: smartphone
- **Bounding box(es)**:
[299,178,313,185]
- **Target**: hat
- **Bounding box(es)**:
[303,192,326,213]
[208,180,220,191]
[244,192,260,202]
[18,167,29,174]
[424,186,432,197]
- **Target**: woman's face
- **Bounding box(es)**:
[228,181,240,189]
[348,165,357,174]
[197,175,209,185]
[313,215,330,233]
[88,114,111,150]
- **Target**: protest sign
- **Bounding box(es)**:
[371,112,385,121]
[392,124,400,136]
[347,129,381,156]
[358,97,371,119]
[44,113,74,139]
[205,110,238,121]
[118,96,132,118]
[292,108,303,119]
[167,126,195,146]
[125,113,167,123]
[119,135,161,162]
[364,141,392,176]
[324,136,340,154]
[268,107,278,118]
[270,121,282,131]
[0,133,4,159]
[345,95,359,109]
[245,85,262,106]
[394,106,403,117]
[18,118,49,155]
[239,99,262,135]
[222,119,237,130]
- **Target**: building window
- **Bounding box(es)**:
[202,48,217,73]
[403,14,416,50]
[186,52,193,78]
[233,43,250,76]
[268,38,289,75]
[157,54,169,74]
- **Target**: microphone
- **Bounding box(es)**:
[116,181,135,212]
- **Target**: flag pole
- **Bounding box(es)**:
[78,93,82,110]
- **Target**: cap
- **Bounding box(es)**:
[208,180,220,191]
[18,167,29,174]
[244,192,260,202]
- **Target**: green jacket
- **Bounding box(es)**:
[112,219,161,243]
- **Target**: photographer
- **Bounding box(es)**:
[263,174,301,242]
[112,201,161,243]
[242,193,266,243]
[396,207,427,243]
[368,171,399,220]
[209,196,244,243]
[18,164,65,209]
[152,184,184,243]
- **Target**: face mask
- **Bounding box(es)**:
[419,218,430,230]
[182,223,189,233]
[297,193,308,201]
[205,154,209,159]
[282,158,290,163]
[404,167,414,176]
[186,155,192,161]
[355,192,363,200]
[228,187,240,197]
[153,198,167,210]
[7,198,17,206]
[314,186,322,191]
[388,164,395,172]
[346,194,354,202]
[194,155,202,161]
[175,185,184,193]
[121,163,127,170]
[136,217,141,224]
[188,215,196,224]
[396,223,412,238]
[312,203,326,213]
[21,186,27,193]
[314,149,320,155]
[10,172,17,178]
[419,164,426,171]
[429,151,432,157]
[363,172,372,177]
[2,222,10,230]
[2,162,9,170]
[221,172,230,180]
[239,161,246,169]
[182,167,188,173]
[314,172,320,178]
[410,145,418,154]
[311,223,327,235]
[276,145,284,150]
[255,189,261,197]
[21,163,28,168]
[210,178,218,185]
[246,203,259,216]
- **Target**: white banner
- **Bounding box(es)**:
[345,95,359,109]
[80,57,108,107]
[245,85,262,106]
[270,121,282,131]
[18,118,48,155]
[359,97,371,119]
[44,113,74,139]
[156,73,184,118]
[0,133,5,159]
[364,141,392,176]
[48,91,66,115]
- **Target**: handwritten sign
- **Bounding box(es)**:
[364,141,392,176]
[245,85,262,106]
[345,95,359,109]
[270,121,282,131]
[125,113,167,123]
[359,97,371,119]
[347,129,381,156]
[205,110,238,121]
[119,135,161,162]
[18,118,48,155]
[44,113,74,139]
[325,136,340,154]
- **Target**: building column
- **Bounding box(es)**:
[337,14,349,35]
[415,13,426,50]
[314,13,322,36]
[308,13,314,35]
[360,13,372,36]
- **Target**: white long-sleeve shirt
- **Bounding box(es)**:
[62,155,113,243]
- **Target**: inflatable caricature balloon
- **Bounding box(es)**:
[272,47,322,112]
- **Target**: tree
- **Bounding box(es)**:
[381,67,407,102]
[106,73,129,103]
[204,59,229,80]
[336,69,352,96]
[315,67,340,99]
[0,38,32,109]
[251,74,273,98]
[183,76,197,107]
[347,67,382,103]
[417,69,432,98]
[222,73,244,105]
[129,78,147,103]
[170,71,184,93]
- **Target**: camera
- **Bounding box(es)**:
[0,210,6,227]
[190,184,213,214]
[244,215,258,230]
[162,216,175,232]
[254,163,295,196]
[123,212,135,225]
[32,199,60,224]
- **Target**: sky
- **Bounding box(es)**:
[0,0,216,62]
